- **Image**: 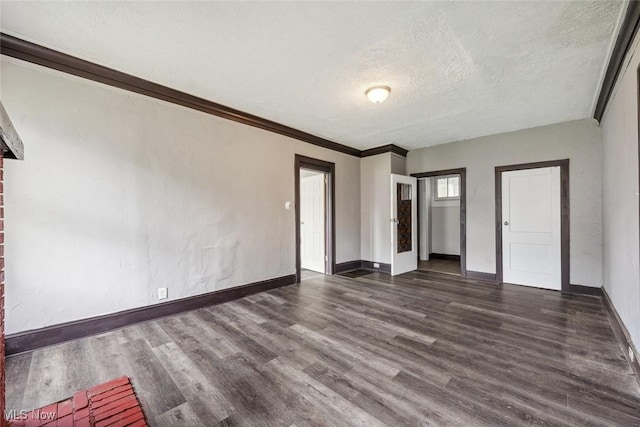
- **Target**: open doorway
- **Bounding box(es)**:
[295,155,335,282]
[412,168,467,277]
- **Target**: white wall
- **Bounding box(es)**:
[600,31,640,351]
[1,59,361,334]
[361,153,392,264]
[407,118,603,286]
[418,179,431,260]
[430,194,460,256]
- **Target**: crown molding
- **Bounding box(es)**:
[594,1,640,121]
[0,33,368,157]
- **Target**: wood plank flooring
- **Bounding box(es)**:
[6,271,640,426]
[418,259,461,275]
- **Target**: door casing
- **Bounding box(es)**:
[411,168,467,277]
[295,155,335,283]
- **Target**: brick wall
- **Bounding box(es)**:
[0,154,5,424]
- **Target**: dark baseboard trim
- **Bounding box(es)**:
[465,270,497,282]
[429,253,461,261]
[361,144,408,158]
[0,33,410,159]
[6,274,296,355]
[334,260,363,274]
[361,260,391,274]
[567,284,603,297]
[594,1,640,121]
[601,288,640,387]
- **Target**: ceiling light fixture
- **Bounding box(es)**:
[365,85,391,104]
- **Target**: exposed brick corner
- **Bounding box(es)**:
[6,377,147,427]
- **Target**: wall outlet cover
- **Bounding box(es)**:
[158,287,168,300]
[373,263,380,268]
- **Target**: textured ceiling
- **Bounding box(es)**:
[0,1,624,150]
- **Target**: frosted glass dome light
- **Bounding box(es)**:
[365,85,391,104]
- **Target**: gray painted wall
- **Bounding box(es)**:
[601,32,640,351]
[1,59,361,334]
[407,118,603,285]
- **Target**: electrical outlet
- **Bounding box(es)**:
[630,347,635,362]
[373,263,380,268]
[158,287,168,300]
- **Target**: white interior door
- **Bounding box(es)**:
[301,173,325,273]
[391,174,417,275]
[502,167,561,290]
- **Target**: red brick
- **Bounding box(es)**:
[55,414,73,427]
[73,406,90,421]
[93,396,138,420]
[91,385,133,404]
[95,407,142,427]
[118,410,145,425]
[57,399,73,418]
[41,403,58,417]
[127,419,148,427]
[23,416,42,427]
[7,376,146,427]
[75,417,91,427]
[73,390,89,410]
[88,376,129,396]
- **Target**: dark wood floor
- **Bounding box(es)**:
[418,258,461,275]
[7,271,640,426]
[301,268,324,280]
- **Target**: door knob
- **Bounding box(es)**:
[504,221,509,226]
[391,218,398,223]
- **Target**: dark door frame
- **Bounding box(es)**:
[410,168,467,277]
[295,154,335,283]
[495,159,570,292]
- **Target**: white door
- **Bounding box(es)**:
[391,174,418,275]
[502,167,561,290]
[301,173,326,273]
